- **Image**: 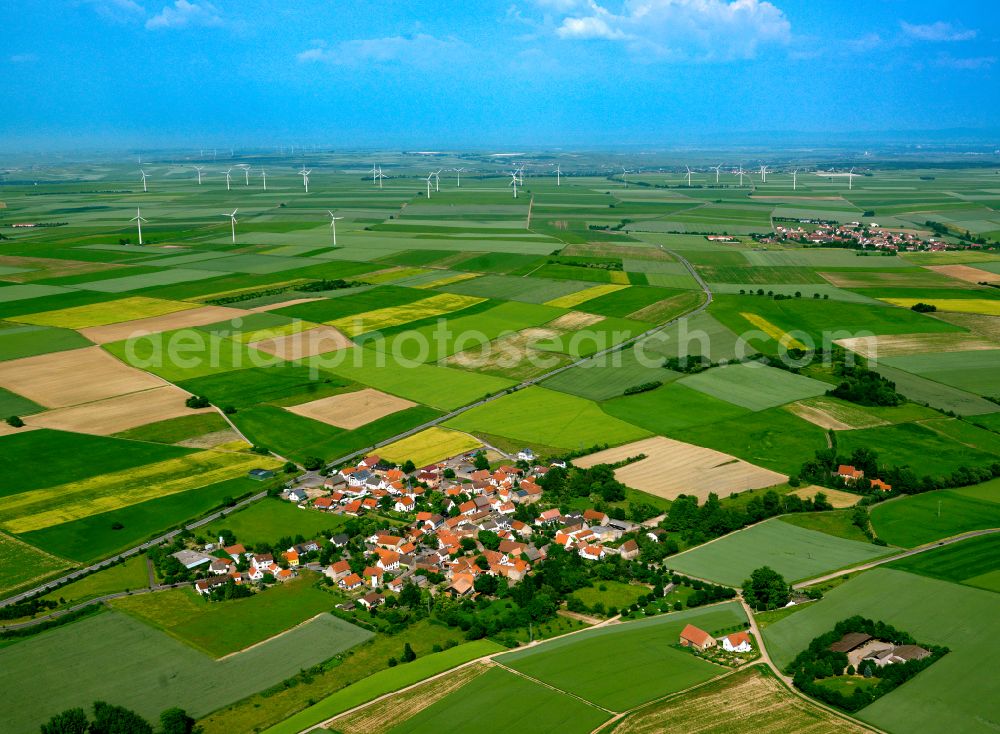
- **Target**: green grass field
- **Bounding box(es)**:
[262,640,505,734]
[0,531,71,597]
[0,323,92,361]
[177,363,354,408]
[444,386,650,450]
[36,554,148,607]
[113,412,232,443]
[836,421,1000,476]
[500,603,744,711]
[667,518,892,585]
[887,533,1000,592]
[880,349,1000,397]
[678,362,829,411]
[602,380,750,432]
[111,573,343,657]
[568,580,650,612]
[869,482,1000,547]
[0,608,372,734]
[763,568,1000,734]
[202,497,349,545]
[393,666,610,734]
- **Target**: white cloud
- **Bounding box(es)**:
[297,33,466,67]
[551,0,791,60]
[146,0,223,30]
[933,54,995,70]
[10,53,39,63]
[901,21,976,43]
[77,0,145,23]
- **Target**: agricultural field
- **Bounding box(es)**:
[869,481,1000,547]
[498,603,745,711]
[887,533,1000,592]
[111,573,343,657]
[444,386,650,450]
[202,497,350,546]
[377,427,481,466]
[763,569,1000,734]
[0,609,372,734]
[666,518,892,585]
[609,666,870,734]
[575,436,786,500]
[678,362,829,411]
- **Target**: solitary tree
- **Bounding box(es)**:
[741,566,791,611]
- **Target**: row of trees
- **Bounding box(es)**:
[42,702,196,734]
[663,490,833,546]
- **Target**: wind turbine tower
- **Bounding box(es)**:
[621,167,631,188]
[759,165,768,183]
[239,165,250,186]
[792,169,798,191]
[454,167,465,187]
[685,166,693,187]
[193,166,204,185]
[556,164,561,186]
[328,211,344,246]
[848,167,857,190]
[224,209,238,243]
[509,171,519,199]
[139,169,148,193]
[225,168,232,191]
[424,172,434,199]
[712,164,722,184]
[260,169,267,191]
[433,169,442,192]
[375,165,386,189]
[130,208,147,245]
[299,167,311,193]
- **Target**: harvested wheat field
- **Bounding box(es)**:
[24,386,211,435]
[548,311,605,330]
[330,663,491,734]
[176,429,243,449]
[926,264,1000,284]
[78,305,248,344]
[0,346,165,408]
[610,666,871,734]
[248,325,353,360]
[446,328,572,380]
[932,312,1000,341]
[0,422,38,438]
[575,436,786,500]
[286,388,416,430]
[789,485,860,508]
[835,332,998,358]
[785,397,888,431]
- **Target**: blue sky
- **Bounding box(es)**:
[3,1,998,149]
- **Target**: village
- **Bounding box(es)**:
[169,448,659,611]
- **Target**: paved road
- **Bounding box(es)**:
[2,249,710,609]
[794,526,1000,589]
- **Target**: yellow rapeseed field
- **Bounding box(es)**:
[880,298,1000,316]
[13,296,198,329]
[544,284,628,309]
[378,427,482,467]
[740,312,808,350]
[330,293,485,337]
[0,451,279,533]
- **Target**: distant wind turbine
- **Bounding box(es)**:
[712,164,723,184]
[327,211,344,247]
[225,168,232,191]
[621,167,631,188]
[139,169,148,193]
[433,169,442,192]
[238,164,250,186]
[425,172,434,199]
[260,168,267,191]
[556,164,561,187]
[130,207,147,245]
[509,171,519,198]
[792,169,798,191]
[685,165,693,187]
[224,208,238,243]
[193,166,204,185]
[371,163,379,185]
[375,165,386,189]
[735,167,747,186]
[454,167,466,187]
[848,167,857,190]
[759,164,769,183]
[299,167,311,193]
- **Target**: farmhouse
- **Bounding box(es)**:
[339,572,363,590]
[836,465,865,483]
[679,624,716,651]
[721,632,753,653]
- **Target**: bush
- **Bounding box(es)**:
[5,415,24,428]
[185,395,210,409]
